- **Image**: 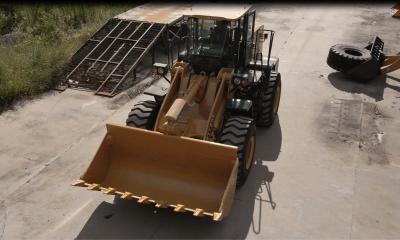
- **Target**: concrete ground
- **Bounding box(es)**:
[1,3,400,240]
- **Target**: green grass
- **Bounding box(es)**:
[0,3,133,107]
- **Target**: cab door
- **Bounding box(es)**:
[245,10,256,67]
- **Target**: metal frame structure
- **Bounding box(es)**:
[381,52,400,74]
[62,19,165,96]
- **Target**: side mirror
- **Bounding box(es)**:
[153,62,168,76]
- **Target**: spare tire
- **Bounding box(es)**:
[327,44,371,72]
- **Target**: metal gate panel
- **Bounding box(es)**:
[63,18,165,96]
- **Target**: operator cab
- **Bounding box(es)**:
[177,4,276,82]
[178,5,255,75]
[185,18,234,74]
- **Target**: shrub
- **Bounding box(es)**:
[0,3,132,107]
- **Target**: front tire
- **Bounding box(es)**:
[126,100,160,130]
[219,116,256,188]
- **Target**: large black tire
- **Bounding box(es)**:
[327,44,371,72]
[254,72,281,127]
[219,116,256,188]
[126,100,160,130]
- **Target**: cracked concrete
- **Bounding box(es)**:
[0,3,399,240]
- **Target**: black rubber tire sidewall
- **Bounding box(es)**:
[254,72,281,128]
[327,44,372,72]
[219,116,256,188]
[238,121,256,186]
[126,100,160,130]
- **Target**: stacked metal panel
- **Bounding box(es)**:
[64,18,165,96]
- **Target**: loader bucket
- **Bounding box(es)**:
[73,123,238,221]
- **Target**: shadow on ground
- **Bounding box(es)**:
[256,116,282,162]
[386,75,400,92]
[327,72,387,101]
[76,119,282,239]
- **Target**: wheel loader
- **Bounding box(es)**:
[73,6,281,221]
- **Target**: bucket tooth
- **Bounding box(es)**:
[213,212,223,221]
[193,208,204,217]
[102,187,115,194]
[174,204,186,212]
[121,192,133,199]
[138,196,150,204]
[87,183,100,190]
[71,179,86,187]
[155,202,168,208]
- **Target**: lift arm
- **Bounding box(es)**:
[381,52,400,74]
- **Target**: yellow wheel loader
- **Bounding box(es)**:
[73,6,281,221]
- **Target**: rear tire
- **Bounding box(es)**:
[327,44,371,72]
[126,100,160,130]
[254,72,281,127]
[219,116,256,188]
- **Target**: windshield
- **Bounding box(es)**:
[189,18,229,58]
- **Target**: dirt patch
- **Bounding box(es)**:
[318,97,388,165]
[319,98,362,145]
[349,5,400,48]
[106,74,160,110]
[359,102,388,165]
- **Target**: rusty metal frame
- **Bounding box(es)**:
[65,19,124,81]
[95,23,167,96]
[94,22,155,95]
[63,19,167,96]
[86,21,134,73]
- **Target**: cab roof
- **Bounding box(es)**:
[184,4,253,21]
[115,3,253,24]
[115,3,192,24]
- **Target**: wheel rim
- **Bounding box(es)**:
[245,136,255,170]
[273,85,281,113]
